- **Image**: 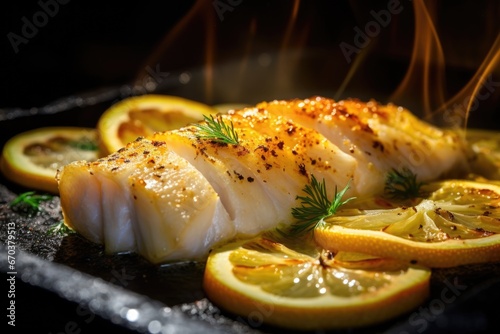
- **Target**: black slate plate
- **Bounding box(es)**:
[1,90,500,334]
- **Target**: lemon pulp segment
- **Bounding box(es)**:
[316,180,500,267]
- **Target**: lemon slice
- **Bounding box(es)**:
[464,128,500,180]
[1,127,98,193]
[203,236,431,330]
[97,94,218,155]
[315,180,500,268]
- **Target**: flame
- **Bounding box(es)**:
[131,0,497,122]
[275,0,311,96]
[132,0,214,99]
[333,43,373,101]
[280,0,301,52]
[131,0,312,104]
[389,0,446,118]
[434,35,500,130]
[204,5,216,103]
[238,18,257,78]
[390,0,499,129]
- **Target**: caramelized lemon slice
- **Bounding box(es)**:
[0,127,98,193]
[97,94,218,155]
[315,180,500,268]
[203,236,430,330]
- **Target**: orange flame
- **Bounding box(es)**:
[132,0,497,124]
[204,5,216,103]
[333,42,373,101]
[434,35,500,130]
[275,0,311,96]
[238,18,257,78]
[390,0,499,129]
[132,0,214,99]
[389,0,446,118]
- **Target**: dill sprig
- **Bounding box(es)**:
[288,176,355,235]
[9,191,52,212]
[193,114,239,145]
[47,220,74,236]
[384,167,425,200]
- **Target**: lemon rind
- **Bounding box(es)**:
[203,239,431,329]
[0,127,97,193]
[97,94,218,154]
[315,225,500,268]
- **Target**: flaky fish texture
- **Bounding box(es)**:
[57,97,471,264]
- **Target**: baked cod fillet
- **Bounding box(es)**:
[57,97,470,263]
[58,137,234,263]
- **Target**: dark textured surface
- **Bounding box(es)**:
[0,88,499,334]
[2,169,500,334]
[0,182,260,334]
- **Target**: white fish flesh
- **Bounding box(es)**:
[57,97,470,264]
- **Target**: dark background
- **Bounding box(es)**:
[2,1,499,122]
[2,1,193,108]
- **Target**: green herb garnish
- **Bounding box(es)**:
[288,176,355,235]
[47,220,74,236]
[384,167,425,200]
[10,191,52,212]
[194,114,239,145]
[68,137,98,151]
